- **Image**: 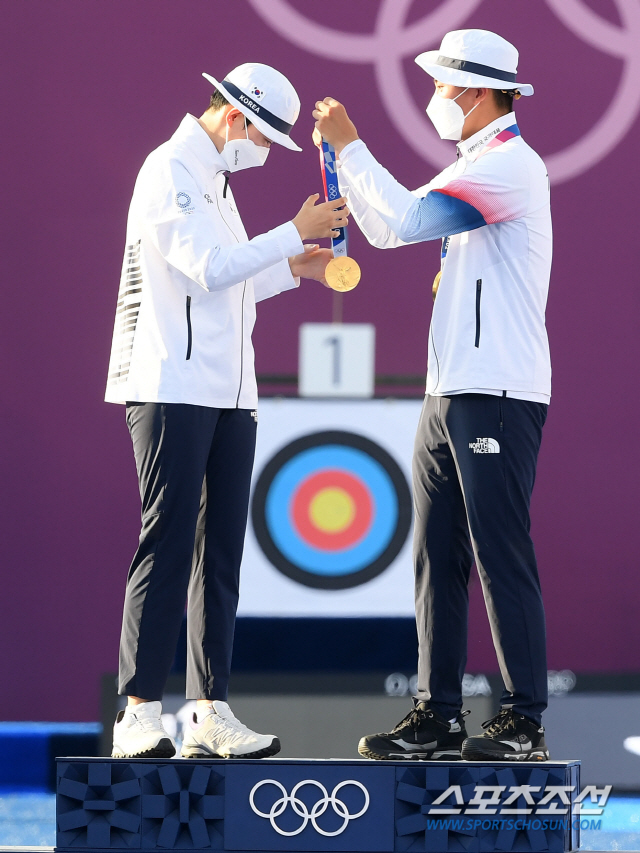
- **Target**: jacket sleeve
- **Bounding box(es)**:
[338,140,492,243]
[253,258,300,302]
[144,158,304,292]
[338,145,410,249]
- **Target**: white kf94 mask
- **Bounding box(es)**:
[221,120,270,172]
[426,88,480,141]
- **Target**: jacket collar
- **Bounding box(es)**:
[172,114,228,174]
[457,111,519,162]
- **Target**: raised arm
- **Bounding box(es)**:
[337,148,411,249]
[338,141,487,242]
[314,98,511,247]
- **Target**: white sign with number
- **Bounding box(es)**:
[298,323,375,397]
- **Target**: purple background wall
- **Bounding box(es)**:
[1,0,639,721]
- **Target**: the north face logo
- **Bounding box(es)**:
[469,437,500,453]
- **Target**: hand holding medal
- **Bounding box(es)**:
[312,99,361,293]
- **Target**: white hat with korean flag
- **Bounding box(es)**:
[203,62,302,151]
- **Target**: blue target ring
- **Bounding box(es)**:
[252,431,412,590]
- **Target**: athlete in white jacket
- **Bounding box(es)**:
[315,30,553,762]
[107,63,347,760]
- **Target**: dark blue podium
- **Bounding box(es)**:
[55,757,581,853]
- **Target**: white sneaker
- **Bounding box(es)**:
[112,701,176,758]
[181,701,280,759]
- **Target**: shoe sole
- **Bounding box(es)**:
[181,736,281,760]
[112,738,176,759]
[462,742,550,762]
[358,743,462,761]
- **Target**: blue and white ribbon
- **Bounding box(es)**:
[319,139,348,259]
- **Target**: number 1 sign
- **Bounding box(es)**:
[299,323,376,398]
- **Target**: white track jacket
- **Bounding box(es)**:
[338,113,552,402]
[105,114,303,408]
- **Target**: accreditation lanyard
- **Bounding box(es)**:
[475,123,520,160]
[318,139,348,259]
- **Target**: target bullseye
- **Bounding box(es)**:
[309,487,355,533]
[291,469,373,551]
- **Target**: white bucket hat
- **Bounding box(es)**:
[415,30,533,97]
[203,62,302,151]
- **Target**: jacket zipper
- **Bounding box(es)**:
[235,287,246,407]
[185,295,192,360]
[475,279,482,348]
[213,170,246,407]
[429,324,441,390]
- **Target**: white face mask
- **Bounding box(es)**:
[426,88,480,141]
[221,119,270,172]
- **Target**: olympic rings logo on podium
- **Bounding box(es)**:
[247,0,640,184]
[249,778,370,836]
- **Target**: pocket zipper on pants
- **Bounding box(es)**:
[475,279,482,348]
[186,295,192,360]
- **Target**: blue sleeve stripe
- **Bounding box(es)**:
[400,190,486,242]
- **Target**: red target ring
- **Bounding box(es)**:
[291,469,373,551]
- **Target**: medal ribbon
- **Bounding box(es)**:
[318,139,348,259]
[440,234,451,267]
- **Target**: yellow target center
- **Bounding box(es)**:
[309,487,356,533]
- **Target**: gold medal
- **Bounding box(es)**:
[325,256,361,292]
[432,270,442,301]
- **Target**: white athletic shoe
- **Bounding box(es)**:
[181,700,280,759]
[112,701,176,758]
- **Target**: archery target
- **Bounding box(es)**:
[251,430,412,589]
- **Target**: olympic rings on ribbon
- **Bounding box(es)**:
[249,778,370,837]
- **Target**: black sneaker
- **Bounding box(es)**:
[461,709,550,761]
[358,702,469,761]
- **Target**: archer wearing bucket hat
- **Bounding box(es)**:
[203,62,303,151]
[315,30,553,763]
[106,62,349,763]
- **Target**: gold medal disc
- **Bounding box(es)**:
[325,256,361,292]
[432,270,442,301]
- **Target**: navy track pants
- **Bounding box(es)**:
[118,402,257,701]
[412,393,548,724]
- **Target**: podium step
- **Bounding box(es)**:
[56,756,581,852]
[0,848,55,852]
